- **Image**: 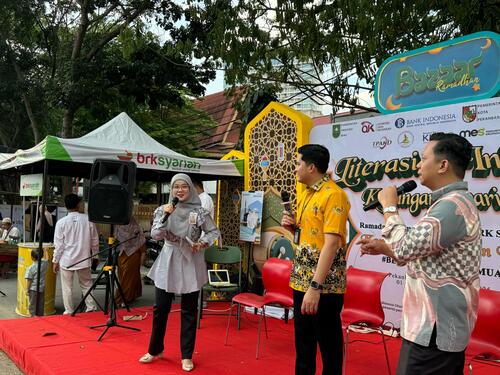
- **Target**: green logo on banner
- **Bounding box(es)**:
[332,124,341,139]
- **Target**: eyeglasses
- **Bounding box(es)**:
[172,185,190,191]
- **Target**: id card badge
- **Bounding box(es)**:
[293,227,301,245]
[189,212,198,225]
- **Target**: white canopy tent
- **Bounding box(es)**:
[0,112,243,181]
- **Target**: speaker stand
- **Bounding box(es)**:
[89,248,140,341]
[71,234,140,341]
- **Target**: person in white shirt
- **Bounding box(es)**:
[53,194,99,314]
[0,218,21,243]
[192,178,214,219]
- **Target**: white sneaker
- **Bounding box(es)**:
[63,311,73,315]
[85,307,97,312]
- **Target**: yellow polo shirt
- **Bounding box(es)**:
[289,175,350,293]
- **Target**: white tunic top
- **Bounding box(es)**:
[53,212,99,270]
[147,206,219,294]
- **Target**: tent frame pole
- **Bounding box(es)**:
[33,160,49,316]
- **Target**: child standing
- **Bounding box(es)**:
[25,249,48,316]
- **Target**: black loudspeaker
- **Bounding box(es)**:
[88,159,136,225]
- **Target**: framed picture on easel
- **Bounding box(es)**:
[239,191,264,244]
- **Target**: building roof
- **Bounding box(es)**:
[193,89,245,158]
[313,108,379,126]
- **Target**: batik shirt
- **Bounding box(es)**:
[113,217,146,256]
[382,181,481,352]
[289,175,350,294]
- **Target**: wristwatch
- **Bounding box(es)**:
[383,206,398,214]
[309,280,323,290]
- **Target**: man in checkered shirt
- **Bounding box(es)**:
[358,132,481,375]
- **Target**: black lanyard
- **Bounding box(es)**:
[296,190,316,227]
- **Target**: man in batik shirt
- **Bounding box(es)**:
[358,132,481,375]
[282,144,350,375]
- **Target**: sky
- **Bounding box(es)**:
[205,70,225,95]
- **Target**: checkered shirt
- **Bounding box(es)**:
[382,181,481,352]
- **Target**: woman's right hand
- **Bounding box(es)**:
[163,204,175,215]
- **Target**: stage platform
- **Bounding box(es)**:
[0,304,497,375]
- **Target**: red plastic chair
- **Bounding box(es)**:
[341,266,391,375]
[225,257,293,359]
[466,288,500,374]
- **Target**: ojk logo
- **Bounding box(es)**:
[395,118,405,128]
[361,121,374,133]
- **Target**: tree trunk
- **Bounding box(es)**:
[21,92,41,144]
[62,108,75,138]
[61,177,73,198]
[61,108,76,197]
[4,40,42,144]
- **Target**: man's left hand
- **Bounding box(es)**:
[301,288,321,315]
[357,237,391,256]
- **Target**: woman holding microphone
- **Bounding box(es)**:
[139,173,219,372]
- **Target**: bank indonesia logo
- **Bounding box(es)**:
[395,118,405,128]
[462,105,477,123]
[398,131,414,148]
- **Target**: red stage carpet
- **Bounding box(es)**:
[0,305,497,375]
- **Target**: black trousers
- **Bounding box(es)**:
[148,288,200,359]
[396,325,465,375]
[293,290,344,375]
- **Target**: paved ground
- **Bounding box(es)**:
[0,265,157,374]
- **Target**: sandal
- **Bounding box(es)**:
[181,359,194,372]
[138,352,163,363]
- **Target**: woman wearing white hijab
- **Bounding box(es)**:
[139,174,220,372]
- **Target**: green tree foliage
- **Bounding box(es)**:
[0,0,217,152]
[0,0,46,146]
[198,0,500,114]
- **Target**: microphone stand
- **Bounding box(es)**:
[69,231,141,341]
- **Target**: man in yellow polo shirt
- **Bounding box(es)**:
[282,144,350,375]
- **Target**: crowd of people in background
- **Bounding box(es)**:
[0,217,21,244]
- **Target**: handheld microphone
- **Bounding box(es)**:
[281,191,292,213]
[281,191,296,230]
[161,197,179,224]
[363,180,417,211]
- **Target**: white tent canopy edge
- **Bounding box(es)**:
[0,112,243,178]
